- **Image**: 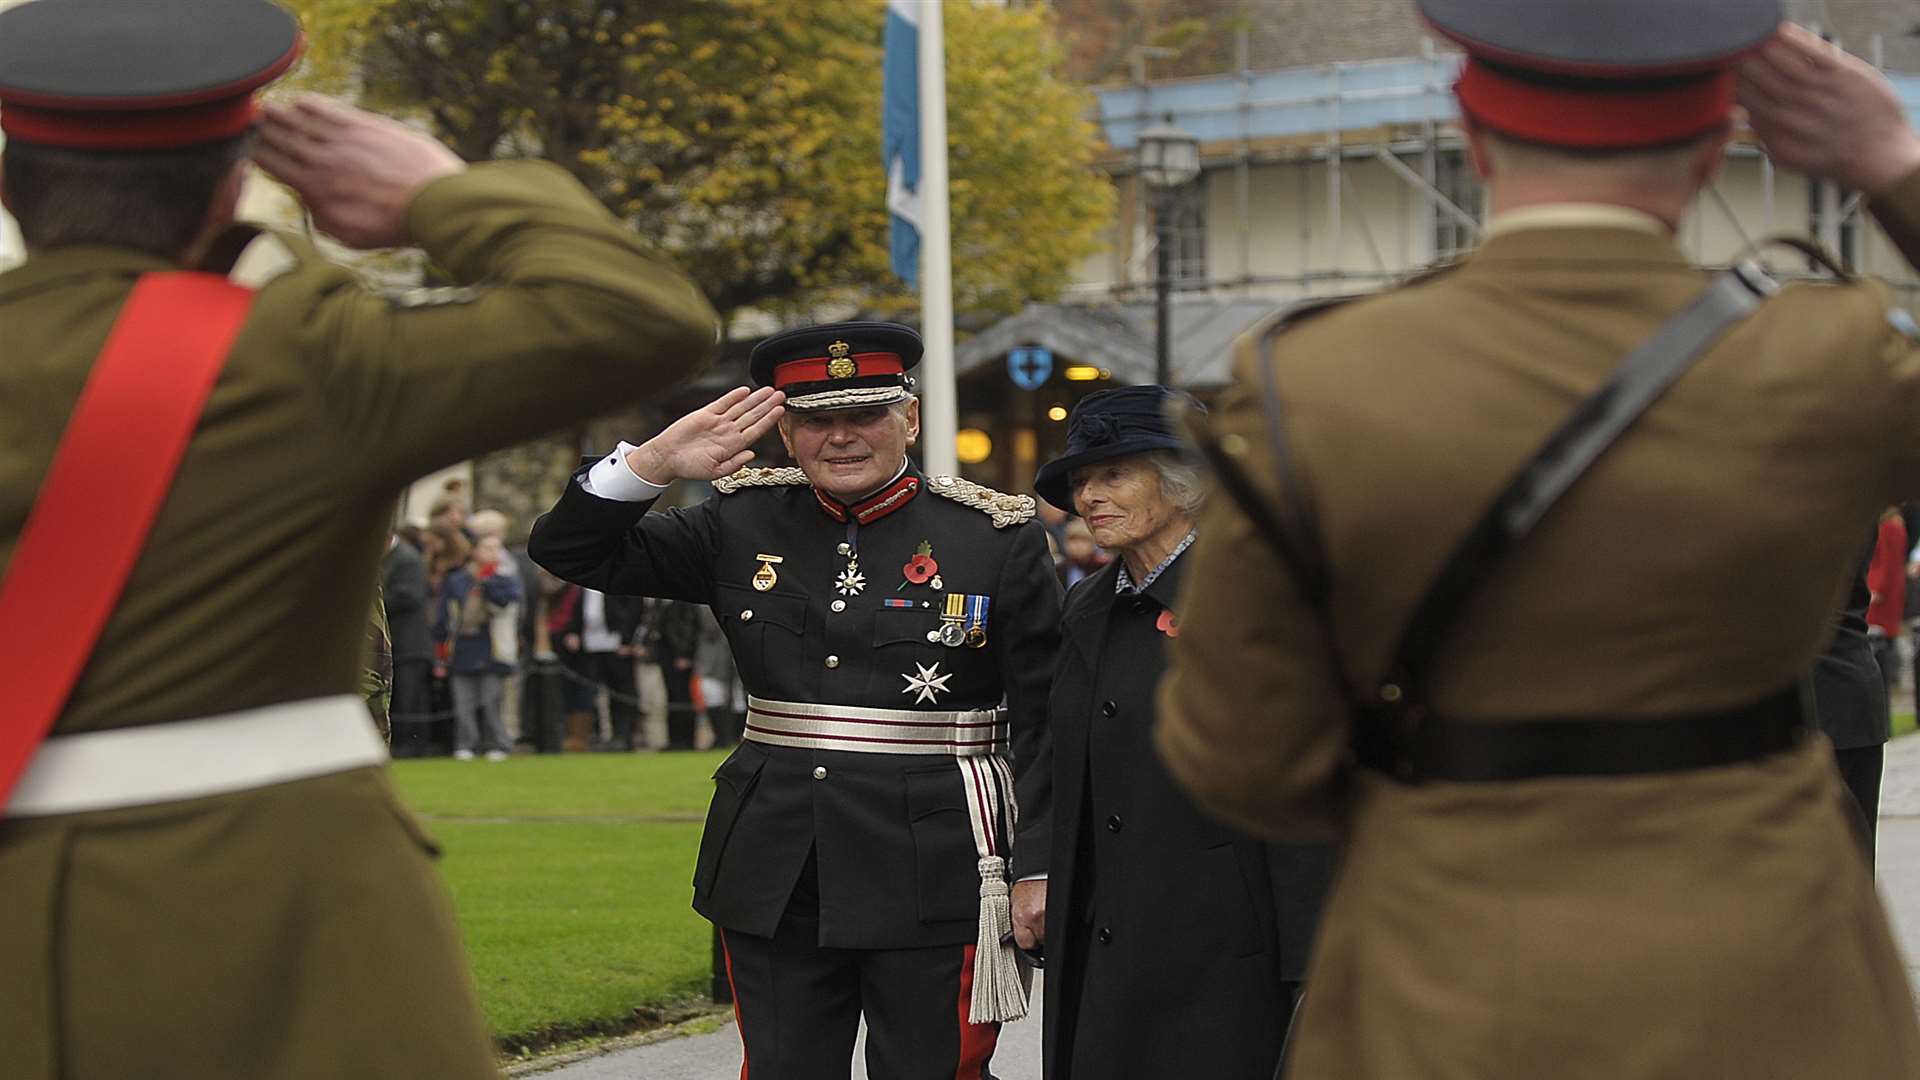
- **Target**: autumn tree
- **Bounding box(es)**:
[284,0,1111,322]
[1049,0,1254,85]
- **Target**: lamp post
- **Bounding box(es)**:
[1136,116,1200,387]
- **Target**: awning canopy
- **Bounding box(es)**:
[954,298,1289,390]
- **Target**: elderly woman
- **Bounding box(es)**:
[1025,385,1334,1080]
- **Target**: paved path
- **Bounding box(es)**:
[524,979,1043,1079]
[1877,733,1920,991]
[531,738,1920,1078]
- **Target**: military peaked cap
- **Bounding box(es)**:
[1419,0,1782,148]
[0,0,302,151]
[750,321,923,412]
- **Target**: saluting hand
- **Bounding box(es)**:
[1736,23,1920,197]
[253,95,466,249]
[626,387,786,486]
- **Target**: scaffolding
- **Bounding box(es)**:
[1085,36,1920,305]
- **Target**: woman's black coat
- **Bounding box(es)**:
[1036,555,1335,1080]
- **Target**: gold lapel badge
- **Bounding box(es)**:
[752,553,785,592]
[826,340,857,379]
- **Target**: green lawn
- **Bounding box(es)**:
[398,712,1920,1049]
[390,753,728,1050]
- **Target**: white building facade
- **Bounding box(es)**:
[1074,48,1920,310]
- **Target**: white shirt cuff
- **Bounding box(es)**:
[582,441,670,502]
[1016,873,1048,883]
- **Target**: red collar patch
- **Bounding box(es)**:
[815,474,921,525]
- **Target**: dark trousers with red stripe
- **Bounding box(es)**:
[719,857,999,1079]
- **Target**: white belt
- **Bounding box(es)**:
[7,695,388,818]
[742,694,1029,1020]
[745,696,1008,756]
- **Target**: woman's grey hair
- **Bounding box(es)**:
[1147,451,1207,517]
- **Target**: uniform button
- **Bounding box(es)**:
[740,610,754,622]
[831,599,846,613]
[1101,701,1118,718]
[1106,814,1123,833]
[837,543,852,555]
[1097,927,1114,945]
[926,630,941,643]
[825,655,840,669]
[813,766,828,780]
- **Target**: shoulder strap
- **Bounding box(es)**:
[0,272,256,809]
[1382,262,1776,703]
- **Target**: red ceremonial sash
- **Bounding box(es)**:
[0,272,255,809]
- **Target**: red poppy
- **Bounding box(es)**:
[1155,609,1180,638]
[903,553,938,584]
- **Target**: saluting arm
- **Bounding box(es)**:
[528,388,785,604]
[1737,24,1920,266]
[527,476,720,605]
[252,96,722,492]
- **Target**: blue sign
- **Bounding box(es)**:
[1007,346,1053,390]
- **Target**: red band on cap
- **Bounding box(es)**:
[773,352,904,390]
[1455,58,1734,149]
[1,96,260,150]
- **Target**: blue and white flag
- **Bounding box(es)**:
[882,0,922,288]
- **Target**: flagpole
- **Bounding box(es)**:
[916,0,957,477]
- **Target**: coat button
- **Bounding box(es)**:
[1106,814,1123,833]
[825,655,840,669]
[926,630,941,643]
[1131,598,1153,615]
[831,599,846,613]
[1097,927,1114,945]
[837,543,852,555]
[1101,701,1118,718]
[813,766,828,780]
[740,610,754,622]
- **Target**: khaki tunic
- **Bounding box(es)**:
[1158,170,1920,1078]
[0,161,718,1079]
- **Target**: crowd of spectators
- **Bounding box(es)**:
[381,486,744,758]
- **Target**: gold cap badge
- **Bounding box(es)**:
[826,340,857,379]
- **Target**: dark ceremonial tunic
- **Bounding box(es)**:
[530,464,1061,948]
[1042,556,1333,1080]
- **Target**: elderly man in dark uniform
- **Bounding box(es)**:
[0,2,720,1077]
[1023,386,1334,1080]
[530,322,1061,1079]
[1160,1,1920,1076]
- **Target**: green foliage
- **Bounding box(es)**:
[281,0,1112,319]
[1048,0,1253,85]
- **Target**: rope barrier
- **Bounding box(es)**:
[388,658,732,725]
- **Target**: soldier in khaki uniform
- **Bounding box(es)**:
[0,2,719,1077]
[1159,2,1920,1077]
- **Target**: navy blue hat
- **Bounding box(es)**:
[0,0,303,151]
[1034,385,1202,513]
[750,321,922,412]
[1419,0,1781,148]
